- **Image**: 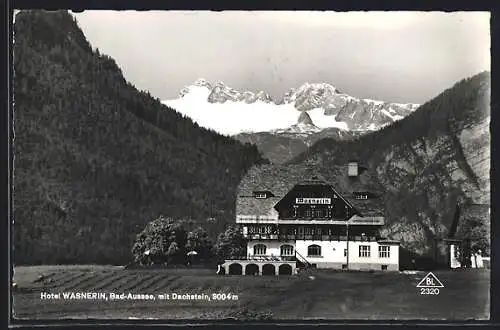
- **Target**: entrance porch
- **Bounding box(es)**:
[219,257,296,276]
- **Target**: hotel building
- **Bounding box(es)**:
[218,162,400,275]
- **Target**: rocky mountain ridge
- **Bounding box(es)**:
[168,78,420,132]
[167,79,420,163]
[234,110,362,164]
[291,72,491,263]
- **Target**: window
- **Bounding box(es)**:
[249,226,265,234]
[308,244,322,257]
[379,245,390,258]
[304,227,312,235]
[257,226,272,234]
[293,206,298,218]
[280,245,294,256]
[304,208,312,217]
[254,244,267,256]
[453,245,460,259]
[315,227,322,235]
[316,208,328,218]
[353,191,370,200]
[253,191,275,199]
[359,245,371,258]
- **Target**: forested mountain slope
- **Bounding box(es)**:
[13,10,266,265]
[292,72,490,261]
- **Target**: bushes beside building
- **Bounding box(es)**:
[131,216,246,267]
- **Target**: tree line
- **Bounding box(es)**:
[13,10,266,265]
[131,215,246,267]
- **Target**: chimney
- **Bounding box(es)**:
[348,161,358,177]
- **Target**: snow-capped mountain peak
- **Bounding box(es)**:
[179,78,274,105]
[208,81,241,103]
[271,111,323,136]
[163,78,420,136]
[282,82,342,105]
[297,111,314,125]
[297,82,343,95]
[193,78,212,89]
[178,78,213,98]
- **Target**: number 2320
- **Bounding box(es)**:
[420,288,440,295]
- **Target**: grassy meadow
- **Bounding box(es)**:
[12,265,490,320]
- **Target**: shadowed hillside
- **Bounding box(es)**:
[13,10,267,265]
[291,72,490,262]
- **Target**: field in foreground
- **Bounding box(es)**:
[12,265,490,320]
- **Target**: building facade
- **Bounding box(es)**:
[445,203,490,269]
[219,162,400,275]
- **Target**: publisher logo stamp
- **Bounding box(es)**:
[417,272,444,295]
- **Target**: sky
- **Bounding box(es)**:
[71,11,490,104]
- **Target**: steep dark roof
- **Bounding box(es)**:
[452,203,490,239]
[459,204,490,220]
[236,164,385,217]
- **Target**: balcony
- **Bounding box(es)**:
[245,233,350,241]
[245,233,280,240]
[225,255,296,262]
[237,215,384,226]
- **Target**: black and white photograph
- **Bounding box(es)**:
[10,9,491,321]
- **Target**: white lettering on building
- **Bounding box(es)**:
[295,198,331,205]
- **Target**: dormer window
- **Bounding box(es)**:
[353,191,375,200]
[253,190,274,199]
